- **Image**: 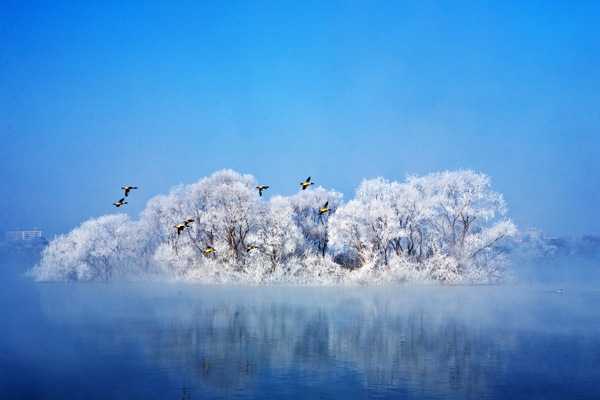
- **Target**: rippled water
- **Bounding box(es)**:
[2,264,600,399]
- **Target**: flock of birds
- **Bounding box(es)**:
[111,177,331,255]
[112,186,138,207]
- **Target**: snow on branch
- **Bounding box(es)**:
[29,169,517,285]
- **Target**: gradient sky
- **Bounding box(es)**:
[1,1,599,238]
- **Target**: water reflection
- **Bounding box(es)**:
[33,284,600,399]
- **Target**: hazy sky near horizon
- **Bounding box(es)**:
[1,1,599,238]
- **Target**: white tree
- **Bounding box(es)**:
[329,178,407,267]
[138,170,262,275]
[29,233,91,282]
[246,195,302,275]
[138,189,202,277]
[289,187,343,257]
[30,169,516,285]
[210,170,261,267]
[329,170,516,283]
[413,171,517,272]
[30,214,142,281]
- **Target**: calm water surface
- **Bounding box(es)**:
[1,264,600,399]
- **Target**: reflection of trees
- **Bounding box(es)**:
[38,285,517,397]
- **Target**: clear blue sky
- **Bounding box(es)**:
[1,1,599,238]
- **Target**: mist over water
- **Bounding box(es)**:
[511,254,600,287]
[2,253,600,399]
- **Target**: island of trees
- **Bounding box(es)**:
[29,169,517,285]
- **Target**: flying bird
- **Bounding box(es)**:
[319,201,331,216]
[183,219,195,227]
[174,225,186,236]
[121,186,138,197]
[204,246,215,253]
[113,198,128,207]
[256,186,269,197]
[300,177,314,190]
[246,245,256,252]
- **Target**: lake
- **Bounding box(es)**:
[1,260,600,399]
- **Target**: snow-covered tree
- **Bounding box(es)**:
[205,170,261,268]
[289,187,343,257]
[246,195,302,273]
[30,169,516,285]
[329,170,516,283]
[387,180,434,263]
[413,171,517,275]
[329,178,424,267]
[138,170,261,273]
[30,214,143,281]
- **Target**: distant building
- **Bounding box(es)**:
[6,229,43,242]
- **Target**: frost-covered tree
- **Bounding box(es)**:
[246,195,302,273]
[205,170,261,268]
[329,170,516,283]
[30,169,516,285]
[289,187,343,257]
[329,178,427,267]
[29,214,143,281]
[387,180,434,263]
[139,170,261,273]
[413,171,516,277]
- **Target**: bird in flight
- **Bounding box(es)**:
[113,198,128,207]
[256,186,269,197]
[121,186,138,197]
[174,225,186,236]
[319,201,331,216]
[183,219,195,227]
[246,245,256,252]
[204,246,215,253]
[300,177,314,190]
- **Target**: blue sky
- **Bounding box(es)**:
[1,1,599,238]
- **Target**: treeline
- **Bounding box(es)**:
[29,169,517,284]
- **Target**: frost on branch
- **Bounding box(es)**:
[328,170,517,284]
[29,169,517,284]
[28,214,152,281]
